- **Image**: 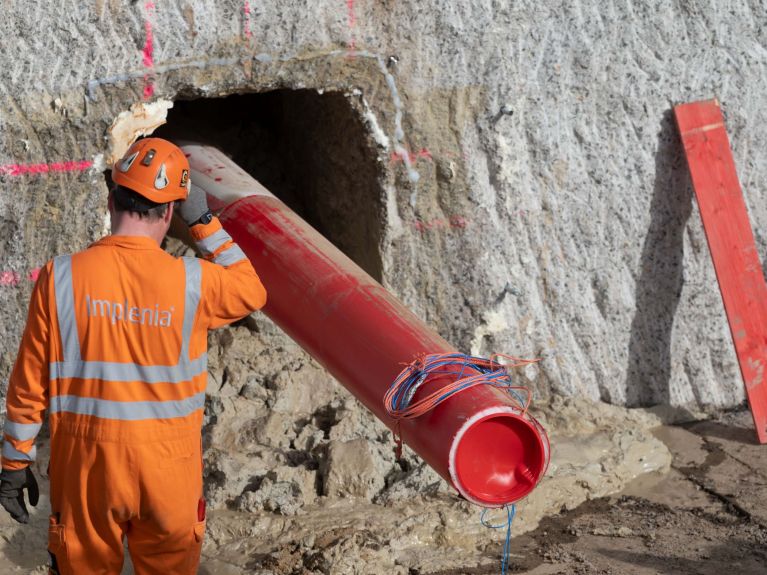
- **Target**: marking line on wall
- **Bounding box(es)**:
[0,268,41,287]
[243,1,253,41]
[346,0,357,52]
[0,160,93,177]
[142,1,156,99]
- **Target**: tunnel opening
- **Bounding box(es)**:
[153,90,386,281]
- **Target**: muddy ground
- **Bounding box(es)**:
[1,404,764,574]
[495,410,767,575]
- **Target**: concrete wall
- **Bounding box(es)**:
[3,0,767,413]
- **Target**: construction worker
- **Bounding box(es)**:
[0,137,267,574]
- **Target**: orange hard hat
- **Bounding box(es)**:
[111,138,190,203]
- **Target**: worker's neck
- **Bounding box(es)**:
[110,212,168,246]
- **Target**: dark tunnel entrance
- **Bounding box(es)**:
[154,90,385,281]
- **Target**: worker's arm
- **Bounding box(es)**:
[178,184,266,326]
[190,217,267,327]
[2,263,51,471]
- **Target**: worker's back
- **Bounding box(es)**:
[74,237,189,369]
[46,234,211,441]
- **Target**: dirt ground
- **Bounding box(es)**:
[481,410,767,575]
[1,407,764,574]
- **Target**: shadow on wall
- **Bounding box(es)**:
[625,109,693,406]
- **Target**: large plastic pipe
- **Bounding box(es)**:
[182,143,549,506]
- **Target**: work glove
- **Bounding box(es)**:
[177,183,210,226]
[0,467,39,524]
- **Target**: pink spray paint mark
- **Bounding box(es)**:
[142,1,156,99]
[346,0,357,52]
[0,160,93,177]
[390,148,433,164]
[0,267,43,287]
[243,0,253,39]
[413,216,470,234]
[0,271,21,287]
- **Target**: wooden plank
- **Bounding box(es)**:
[675,99,767,444]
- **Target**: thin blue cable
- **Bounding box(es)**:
[480,504,516,575]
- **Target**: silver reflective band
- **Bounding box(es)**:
[49,392,206,421]
[3,421,43,441]
[1,442,37,462]
[214,245,247,267]
[180,258,201,364]
[53,256,81,362]
[49,355,207,384]
[196,229,232,257]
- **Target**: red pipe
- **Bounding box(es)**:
[182,144,549,506]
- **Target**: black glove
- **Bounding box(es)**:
[0,467,39,524]
[177,183,210,226]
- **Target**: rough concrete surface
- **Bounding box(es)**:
[2,0,767,573]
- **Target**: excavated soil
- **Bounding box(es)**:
[490,411,767,575]
[2,396,765,574]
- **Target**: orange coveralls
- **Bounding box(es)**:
[2,218,266,574]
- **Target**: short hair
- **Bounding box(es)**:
[112,185,170,221]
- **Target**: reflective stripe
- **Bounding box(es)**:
[3,421,42,441]
[49,393,206,421]
[180,258,201,364]
[1,442,37,462]
[214,245,247,267]
[196,229,232,257]
[49,354,207,384]
[53,256,81,362]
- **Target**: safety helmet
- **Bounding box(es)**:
[111,138,190,203]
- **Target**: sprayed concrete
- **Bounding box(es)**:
[2,0,765,409]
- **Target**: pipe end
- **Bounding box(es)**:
[449,408,549,507]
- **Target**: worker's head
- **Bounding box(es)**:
[109,138,191,239]
[111,137,190,204]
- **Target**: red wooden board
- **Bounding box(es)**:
[675,99,767,444]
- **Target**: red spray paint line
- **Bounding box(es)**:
[413,215,469,233]
[0,160,92,177]
[142,1,156,99]
[346,0,357,51]
[391,148,433,164]
[243,0,253,40]
[0,268,41,287]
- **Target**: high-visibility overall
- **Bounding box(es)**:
[2,218,266,574]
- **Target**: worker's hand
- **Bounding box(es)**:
[177,183,210,226]
[0,467,39,524]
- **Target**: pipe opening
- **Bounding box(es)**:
[152,90,386,282]
[451,411,547,505]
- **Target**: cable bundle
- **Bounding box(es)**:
[384,352,539,421]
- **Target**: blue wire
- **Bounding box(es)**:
[480,504,516,575]
[387,354,527,575]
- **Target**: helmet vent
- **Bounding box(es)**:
[154,163,169,189]
[118,151,139,172]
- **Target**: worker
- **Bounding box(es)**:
[0,137,267,574]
